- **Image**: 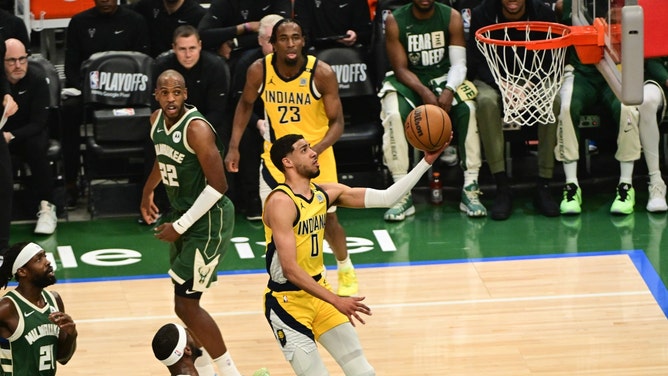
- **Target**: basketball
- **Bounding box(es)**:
[404,104,452,152]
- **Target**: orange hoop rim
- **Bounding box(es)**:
[475,21,573,50]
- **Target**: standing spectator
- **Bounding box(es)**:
[227,14,283,221]
[128,0,207,58]
[197,0,291,70]
[293,0,372,50]
[467,0,560,220]
[0,242,78,375]
[379,0,486,221]
[61,0,150,208]
[225,19,360,297]
[3,38,58,234]
[141,70,244,376]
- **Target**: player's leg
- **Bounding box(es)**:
[451,99,486,218]
[264,291,330,375]
[638,82,668,212]
[318,323,375,376]
[380,89,415,222]
[474,80,510,220]
[309,148,359,296]
[534,96,560,217]
[555,66,592,214]
[606,87,641,215]
[172,199,242,376]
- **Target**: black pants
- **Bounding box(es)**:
[9,131,53,204]
[60,95,83,186]
[0,137,12,249]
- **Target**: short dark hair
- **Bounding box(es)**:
[152,324,179,361]
[173,25,200,43]
[270,134,305,173]
[269,18,304,44]
[0,242,29,289]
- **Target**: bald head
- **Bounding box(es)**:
[156,69,186,88]
[4,38,28,84]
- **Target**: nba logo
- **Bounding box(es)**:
[89,71,100,90]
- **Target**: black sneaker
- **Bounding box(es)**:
[246,197,263,221]
[490,188,513,221]
[534,184,560,217]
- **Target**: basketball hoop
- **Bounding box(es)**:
[475,21,604,126]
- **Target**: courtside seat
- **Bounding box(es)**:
[313,46,386,187]
[80,51,154,217]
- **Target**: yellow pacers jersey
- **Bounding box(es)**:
[264,183,329,291]
[260,53,338,184]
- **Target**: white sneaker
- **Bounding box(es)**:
[34,200,57,235]
[647,181,668,212]
[439,145,458,166]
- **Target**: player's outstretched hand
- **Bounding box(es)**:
[423,133,453,165]
[333,296,372,327]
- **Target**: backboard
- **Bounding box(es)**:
[572,0,668,105]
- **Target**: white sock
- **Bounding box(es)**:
[649,171,665,186]
[563,162,579,186]
[213,352,241,376]
[463,170,479,187]
[194,348,217,376]
[619,161,634,185]
[337,256,353,271]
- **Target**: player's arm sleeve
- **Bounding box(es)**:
[446,45,467,91]
[172,185,223,234]
[363,159,431,207]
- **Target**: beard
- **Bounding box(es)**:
[307,168,321,179]
[33,274,56,289]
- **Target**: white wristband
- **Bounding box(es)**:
[172,185,223,234]
[364,159,431,208]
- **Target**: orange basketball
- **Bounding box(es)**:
[404,104,452,152]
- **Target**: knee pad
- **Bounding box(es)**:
[616,105,641,162]
[318,324,375,376]
[289,346,329,376]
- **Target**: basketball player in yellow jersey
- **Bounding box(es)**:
[263,134,446,374]
[225,18,360,297]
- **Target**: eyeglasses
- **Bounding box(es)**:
[4,55,28,66]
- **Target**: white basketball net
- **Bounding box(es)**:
[475,24,568,126]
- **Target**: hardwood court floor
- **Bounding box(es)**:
[56,254,668,375]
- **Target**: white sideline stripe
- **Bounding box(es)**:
[76,290,651,324]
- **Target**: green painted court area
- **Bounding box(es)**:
[8,192,668,288]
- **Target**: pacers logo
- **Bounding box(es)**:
[276,329,287,347]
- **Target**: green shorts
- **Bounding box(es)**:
[167,196,235,292]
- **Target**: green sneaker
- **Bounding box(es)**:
[252,368,271,376]
[610,183,635,215]
[337,267,358,296]
[560,183,582,215]
[459,181,487,217]
[384,193,415,222]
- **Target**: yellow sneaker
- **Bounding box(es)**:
[337,267,358,296]
[252,367,270,376]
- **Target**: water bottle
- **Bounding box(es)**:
[430,171,443,205]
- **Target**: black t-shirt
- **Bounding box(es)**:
[153,50,230,131]
[65,6,151,89]
[128,0,207,58]
[4,66,50,141]
[294,0,372,50]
